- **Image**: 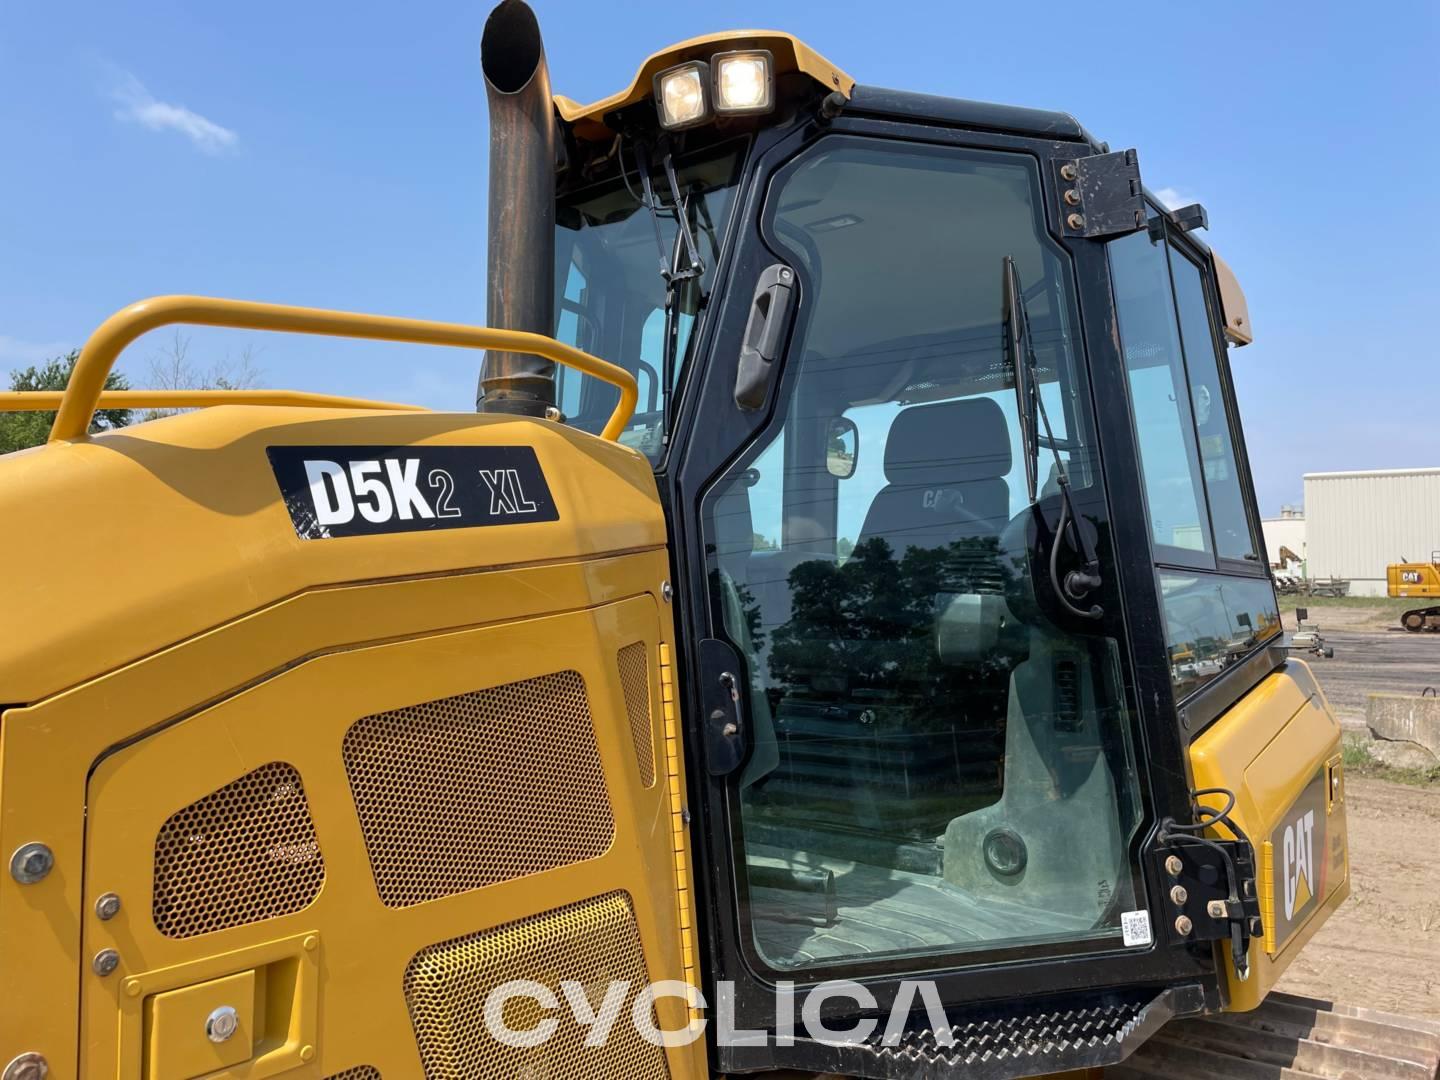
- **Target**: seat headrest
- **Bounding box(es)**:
[884,399,1012,488]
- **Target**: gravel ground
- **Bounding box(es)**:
[1306,627,1440,727]
[1281,604,1440,728]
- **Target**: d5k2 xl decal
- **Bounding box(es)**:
[267,445,559,539]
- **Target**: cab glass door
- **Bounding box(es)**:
[701,137,1147,973]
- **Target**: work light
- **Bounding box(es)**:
[654,61,711,130]
[713,50,774,115]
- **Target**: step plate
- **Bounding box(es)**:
[722,985,1205,1080]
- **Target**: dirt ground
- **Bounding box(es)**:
[1275,777,1440,1018]
[1268,604,1440,1016]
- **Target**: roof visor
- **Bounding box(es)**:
[554,31,854,140]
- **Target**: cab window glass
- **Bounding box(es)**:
[1109,229,1212,559]
[551,142,744,461]
[1170,253,1256,562]
[554,261,589,419]
[1160,573,1280,699]
[702,138,1144,973]
[1112,224,1275,699]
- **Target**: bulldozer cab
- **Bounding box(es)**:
[546,30,1345,1075]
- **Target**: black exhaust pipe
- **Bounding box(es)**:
[477,0,556,416]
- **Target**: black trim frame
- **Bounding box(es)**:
[660,107,1222,1060]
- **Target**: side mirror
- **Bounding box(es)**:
[825,417,858,479]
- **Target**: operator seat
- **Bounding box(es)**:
[856,397,1012,554]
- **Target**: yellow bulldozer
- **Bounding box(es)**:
[5,3,1438,1078]
[1389,552,1440,632]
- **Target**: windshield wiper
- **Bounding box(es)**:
[1002,255,1103,620]
[631,137,705,443]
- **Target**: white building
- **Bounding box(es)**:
[1303,468,1440,597]
[1261,507,1306,573]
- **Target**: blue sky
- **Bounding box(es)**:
[1,0,1435,512]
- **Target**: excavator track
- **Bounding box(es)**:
[1111,992,1440,1080]
[1401,605,1440,632]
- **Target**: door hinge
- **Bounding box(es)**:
[1054,149,1146,238]
[1151,825,1264,980]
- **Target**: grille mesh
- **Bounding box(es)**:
[324,1069,381,1080]
[617,642,656,787]
[152,762,324,939]
[404,892,670,1080]
[343,671,614,908]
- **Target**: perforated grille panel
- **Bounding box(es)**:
[323,1068,381,1080]
[152,761,324,939]
[343,671,614,908]
[617,642,656,787]
[404,891,670,1080]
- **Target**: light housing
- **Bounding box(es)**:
[653,61,711,130]
[712,49,774,115]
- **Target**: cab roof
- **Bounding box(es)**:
[553,30,1253,344]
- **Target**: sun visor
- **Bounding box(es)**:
[1211,250,1253,347]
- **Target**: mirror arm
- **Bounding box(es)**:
[1050,484,1104,621]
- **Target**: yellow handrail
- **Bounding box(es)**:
[42,295,639,443]
[0,390,427,413]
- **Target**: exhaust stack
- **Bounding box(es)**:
[477,0,556,416]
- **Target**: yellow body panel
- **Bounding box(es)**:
[1387,557,1440,598]
[553,30,854,140]
[1188,660,1349,1011]
[0,408,703,1078]
[0,407,661,703]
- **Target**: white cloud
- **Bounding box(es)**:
[0,335,73,368]
[110,71,237,155]
[1153,186,1198,210]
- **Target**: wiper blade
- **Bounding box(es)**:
[658,138,703,281]
[630,136,704,287]
[1002,255,1103,620]
[1002,256,1039,504]
[630,135,706,444]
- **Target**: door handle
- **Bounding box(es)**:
[733,264,794,410]
[698,637,749,776]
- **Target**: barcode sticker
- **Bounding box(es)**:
[1121,909,1153,947]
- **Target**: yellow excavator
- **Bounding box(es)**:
[1389,552,1440,632]
[3,3,1435,1078]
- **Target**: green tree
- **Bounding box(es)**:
[0,351,132,454]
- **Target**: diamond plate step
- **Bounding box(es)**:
[722,985,1204,1080]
